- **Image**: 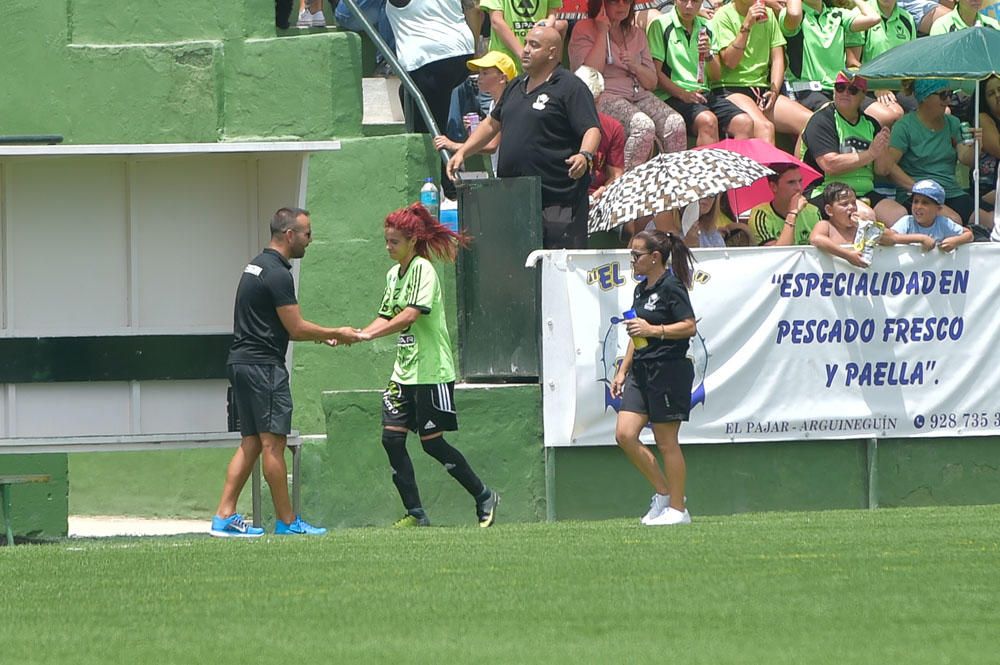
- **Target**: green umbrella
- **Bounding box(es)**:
[857,26,1000,81]
[857,26,1000,230]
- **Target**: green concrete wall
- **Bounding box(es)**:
[318,385,545,526]
[0,455,68,540]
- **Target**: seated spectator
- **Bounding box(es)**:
[297,0,327,27]
[709,0,813,143]
[845,0,918,113]
[749,164,823,245]
[574,66,627,201]
[882,79,979,224]
[686,195,741,246]
[929,0,1000,33]
[481,0,565,73]
[799,73,908,223]
[891,179,974,249]
[646,0,754,145]
[434,51,518,174]
[780,0,903,127]
[897,0,952,35]
[569,0,687,169]
[334,0,397,62]
[975,75,1000,228]
[810,182,904,266]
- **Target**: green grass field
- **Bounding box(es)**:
[3,505,999,664]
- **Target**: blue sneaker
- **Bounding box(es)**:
[274,516,327,536]
[210,513,264,538]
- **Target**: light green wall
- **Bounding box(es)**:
[0,455,68,541]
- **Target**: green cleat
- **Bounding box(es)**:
[392,513,430,528]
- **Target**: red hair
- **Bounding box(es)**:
[384,203,470,262]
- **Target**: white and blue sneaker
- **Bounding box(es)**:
[275,516,327,536]
[210,513,265,538]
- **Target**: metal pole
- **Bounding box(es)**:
[973,85,981,223]
[2,484,13,545]
[866,438,879,510]
[336,0,452,168]
[544,446,557,522]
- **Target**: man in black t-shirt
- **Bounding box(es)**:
[210,207,363,538]
[447,25,602,249]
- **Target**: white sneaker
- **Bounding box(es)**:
[645,507,691,526]
[640,494,670,525]
[296,8,313,27]
[311,10,327,27]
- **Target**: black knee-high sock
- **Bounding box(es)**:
[421,435,488,500]
[382,430,423,514]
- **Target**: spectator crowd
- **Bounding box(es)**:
[280,0,1000,255]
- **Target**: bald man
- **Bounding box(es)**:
[448,26,602,249]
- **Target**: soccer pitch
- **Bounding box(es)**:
[3,505,998,664]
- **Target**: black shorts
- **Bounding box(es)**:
[665,92,747,135]
[715,85,768,101]
[620,357,694,423]
[542,193,588,249]
[227,363,292,437]
[382,380,458,437]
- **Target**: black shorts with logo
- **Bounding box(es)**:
[382,380,458,436]
[227,363,293,437]
[620,357,694,423]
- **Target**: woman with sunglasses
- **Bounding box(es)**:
[610,230,696,526]
[975,76,1000,229]
[883,79,979,225]
[569,0,686,169]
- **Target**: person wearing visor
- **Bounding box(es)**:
[882,78,980,225]
[799,72,908,224]
[434,51,518,174]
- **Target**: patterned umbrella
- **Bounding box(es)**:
[588,148,774,233]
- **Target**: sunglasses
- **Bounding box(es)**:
[630,250,650,261]
[933,89,953,100]
[834,82,863,95]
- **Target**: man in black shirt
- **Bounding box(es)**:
[210,207,363,538]
[447,25,602,249]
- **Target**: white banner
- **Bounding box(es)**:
[531,245,1000,446]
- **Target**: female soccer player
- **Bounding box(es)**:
[360,203,499,528]
[610,230,696,526]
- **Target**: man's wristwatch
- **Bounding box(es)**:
[579,150,595,170]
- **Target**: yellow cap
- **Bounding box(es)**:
[466,51,518,81]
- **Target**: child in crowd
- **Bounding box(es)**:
[891,179,974,251]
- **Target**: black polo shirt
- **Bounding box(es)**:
[492,66,601,206]
[228,248,298,365]
[631,271,695,361]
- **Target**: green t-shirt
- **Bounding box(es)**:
[481,0,562,70]
[780,3,860,89]
[378,256,456,385]
[647,12,718,96]
[749,202,821,245]
[709,3,786,89]
[845,1,916,63]
[928,7,1000,35]
[889,112,964,200]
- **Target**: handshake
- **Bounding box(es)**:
[318,327,371,347]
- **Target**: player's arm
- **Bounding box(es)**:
[361,307,424,340]
[610,341,636,399]
[276,304,364,342]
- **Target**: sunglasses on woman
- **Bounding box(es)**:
[933,90,953,100]
[833,82,863,95]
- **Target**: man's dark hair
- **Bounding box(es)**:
[270,207,309,237]
[767,163,800,184]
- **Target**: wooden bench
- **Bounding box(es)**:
[0,474,52,545]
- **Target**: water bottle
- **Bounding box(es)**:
[622,309,649,350]
[420,177,439,220]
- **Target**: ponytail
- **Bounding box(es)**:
[384,203,471,262]
[633,230,695,288]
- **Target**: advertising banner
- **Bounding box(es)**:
[534,245,1000,446]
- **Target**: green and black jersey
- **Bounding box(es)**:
[378,256,456,385]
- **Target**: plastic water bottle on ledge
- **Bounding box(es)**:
[420,177,439,220]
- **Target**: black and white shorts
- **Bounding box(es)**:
[382,380,458,437]
[620,357,694,423]
[227,363,293,437]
